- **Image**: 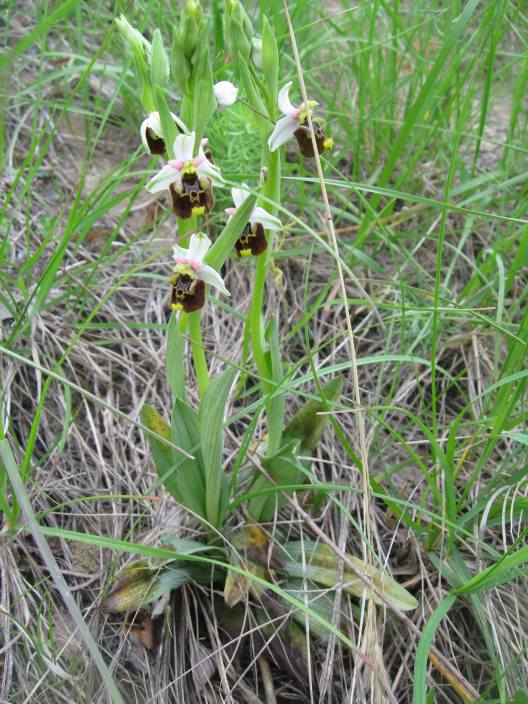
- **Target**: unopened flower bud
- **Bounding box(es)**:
[180,0,204,58]
[115,15,154,111]
[214,80,238,107]
[224,0,253,60]
[228,18,251,61]
[251,37,263,69]
[115,15,150,61]
[150,29,170,86]
[230,1,253,42]
[186,0,202,18]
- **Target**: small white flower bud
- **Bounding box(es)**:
[214,80,238,108]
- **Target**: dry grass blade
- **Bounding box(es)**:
[0,440,126,704]
[283,0,381,697]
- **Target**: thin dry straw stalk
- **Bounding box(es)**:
[281,4,480,700]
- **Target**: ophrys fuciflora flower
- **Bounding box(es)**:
[170,232,229,313]
[146,132,224,218]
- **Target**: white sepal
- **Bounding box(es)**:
[231,184,250,208]
[268,114,298,151]
[173,132,196,162]
[140,113,163,152]
[140,112,189,154]
[187,232,212,262]
[278,82,295,115]
[145,164,179,193]
[198,158,225,187]
[252,206,282,231]
[197,265,230,297]
[140,117,151,152]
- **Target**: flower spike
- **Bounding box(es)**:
[146,132,224,218]
[140,112,188,155]
[170,233,229,313]
[268,82,332,158]
[225,184,282,257]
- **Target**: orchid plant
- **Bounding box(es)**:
[106,0,417,680]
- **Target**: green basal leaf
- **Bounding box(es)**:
[168,399,206,518]
[103,562,199,613]
[283,541,418,612]
[141,399,205,516]
[199,368,236,528]
[283,377,343,455]
[282,578,337,640]
[140,404,173,475]
[247,378,343,520]
[248,439,306,522]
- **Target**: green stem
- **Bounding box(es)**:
[249,252,270,384]
[188,310,209,397]
[177,213,210,399]
[249,144,283,451]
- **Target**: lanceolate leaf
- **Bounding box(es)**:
[103,562,200,613]
[248,378,343,521]
[282,541,418,612]
[205,193,257,270]
[140,403,205,518]
[169,399,206,518]
[284,578,339,640]
[199,368,236,528]
[283,377,343,455]
[140,404,173,475]
[248,440,305,521]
